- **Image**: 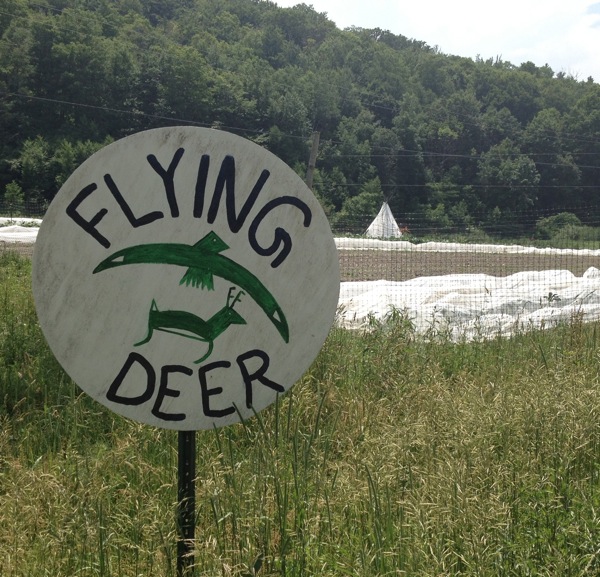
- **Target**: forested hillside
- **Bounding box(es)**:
[1,0,599,234]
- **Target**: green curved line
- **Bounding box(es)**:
[194,340,214,364]
[93,235,289,343]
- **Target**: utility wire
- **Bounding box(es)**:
[3,1,587,137]
[1,4,600,157]
[3,88,599,175]
[0,90,271,137]
[5,88,598,172]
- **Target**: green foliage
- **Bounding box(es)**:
[0,0,599,227]
[535,212,582,239]
[552,224,600,244]
[3,181,24,214]
[9,136,110,203]
[11,136,53,204]
[338,176,383,219]
[477,138,540,214]
[424,201,452,230]
[3,255,600,575]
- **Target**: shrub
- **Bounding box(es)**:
[534,212,581,239]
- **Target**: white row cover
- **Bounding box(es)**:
[336,237,600,339]
[2,225,595,258]
[336,237,600,256]
[0,224,40,243]
[338,268,600,341]
[0,218,42,227]
[3,224,599,341]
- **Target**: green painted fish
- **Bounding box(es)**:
[93,232,289,343]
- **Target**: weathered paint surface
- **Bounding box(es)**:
[32,127,339,430]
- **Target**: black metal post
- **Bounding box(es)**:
[177,430,196,576]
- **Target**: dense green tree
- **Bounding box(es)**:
[477,139,540,216]
[51,138,111,188]
[480,107,522,148]
[313,165,349,213]
[535,212,582,239]
[390,96,428,211]
[10,136,53,204]
[566,85,600,202]
[331,111,377,187]
[338,176,383,221]
[522,108,581,206]
[0,0,598,230]
[267,3,335,48]
[0,17,34,163]
[3,180,24,215]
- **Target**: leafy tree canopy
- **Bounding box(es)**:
[0,0,598,231]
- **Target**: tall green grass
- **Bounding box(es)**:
[1,251,599,576]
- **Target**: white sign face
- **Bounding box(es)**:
[32,127,339,430]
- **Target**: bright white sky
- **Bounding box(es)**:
[275,0,600,82]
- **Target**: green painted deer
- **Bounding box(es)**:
[135,287,246,363]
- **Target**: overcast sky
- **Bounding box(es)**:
[275,1,600,82]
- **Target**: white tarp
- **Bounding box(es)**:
[0,224,40,243]
[338,268,600,340]
[336,237,600,256]
[3,225,599,341]
[336,237,600,340]
[365,202,402,239]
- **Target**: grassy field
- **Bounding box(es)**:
[1,251,600,576]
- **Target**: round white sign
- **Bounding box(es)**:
[32,127,340,430]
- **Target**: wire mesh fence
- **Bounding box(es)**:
[332,207,600,339]
[3,204,600,339]
[0,198,44,258]
[0,198,48,219]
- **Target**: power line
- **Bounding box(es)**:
[2,5,598,153]
[3,88,599,173]
[323,152,599,171]
[328,183,598,189]
[0,90,271,137]
[1,2,600,167]
[3,88,599,176]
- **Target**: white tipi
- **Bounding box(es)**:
[365,202,402,238]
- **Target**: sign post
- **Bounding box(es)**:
[32,126,340,573]
[177,430,196,576]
